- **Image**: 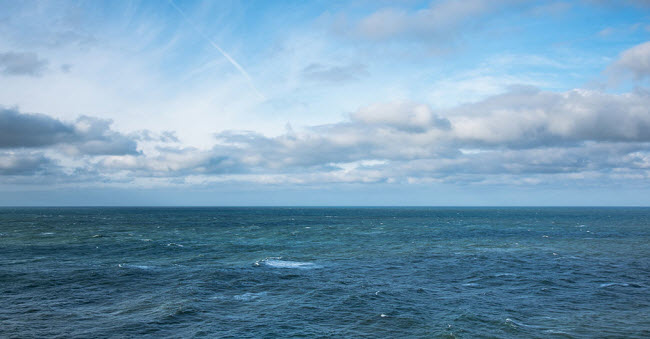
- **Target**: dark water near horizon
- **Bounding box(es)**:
[1,207,649,338]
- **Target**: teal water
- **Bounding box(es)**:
[1,207,649,338]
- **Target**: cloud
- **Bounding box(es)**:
[0,152,52,175]
[0,51,48,76]
[93,86,634,186]
[198,87,650,182]
[351,101,451,132]
[0,108,75,147]
[608,41,650,82]
[447,87,650,147]
[0,108,139,155]
[347,0,522,42]
[70,116,139,156]
[3,86,649,187]
[301,63,368,83]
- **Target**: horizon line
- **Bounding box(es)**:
[0,205,648,208]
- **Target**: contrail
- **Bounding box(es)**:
[168,0,266,100]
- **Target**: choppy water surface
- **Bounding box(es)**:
[1,207,649,338]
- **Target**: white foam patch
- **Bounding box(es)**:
[233,292,267,301]
[254,257,322,269]
[118,263,151,270]
[599,282,638,288]
[462,283,479,287]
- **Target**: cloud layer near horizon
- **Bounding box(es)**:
[2,78,649,188]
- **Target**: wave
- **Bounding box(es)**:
[118,263,152,270]
[254,257,322,269]
[494,273,517,277]
[505,318,542,329]
[599,282,642,288]
[233,292,267,301]
[543,329,574,337]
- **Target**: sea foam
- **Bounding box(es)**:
[254,257,322,269]
[233,292,267,301]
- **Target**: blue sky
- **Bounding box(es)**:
[1,0,650,205]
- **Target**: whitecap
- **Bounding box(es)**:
[462,283,479,287]
[599,282,634,288]
[505,318,541,329]
[233,292,267,301]
[118,263,151,270]
[544,329,573,336]
[254,257,322,269]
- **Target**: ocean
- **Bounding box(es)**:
[1,207,649,338]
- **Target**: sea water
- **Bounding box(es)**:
[1,207,649,338]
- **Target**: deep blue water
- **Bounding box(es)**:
[1,207,649,338]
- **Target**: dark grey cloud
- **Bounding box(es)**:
[0,108,74,147]
[0,152,52,175]
[0,51,48,76]
[301,63,369,83]
[0,108,138,155]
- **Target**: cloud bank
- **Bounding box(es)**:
[2,85,648,189]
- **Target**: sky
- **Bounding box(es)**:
[1,0,650,206]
